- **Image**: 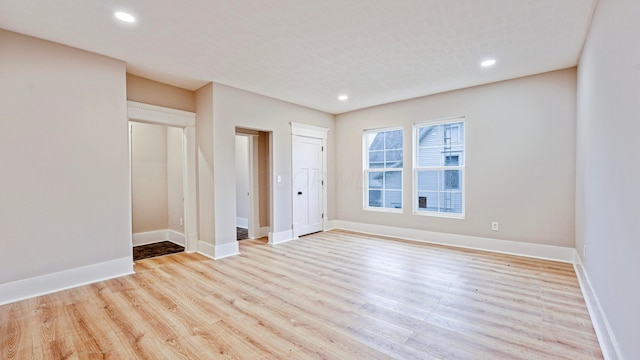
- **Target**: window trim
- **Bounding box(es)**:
[363,126,404,213]
[413,117,466,219]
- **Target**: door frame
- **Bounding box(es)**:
[234,133,261,239]
[127,101,198,253]
[290,122,329,237]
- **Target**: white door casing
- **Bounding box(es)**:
[234,133,261,239]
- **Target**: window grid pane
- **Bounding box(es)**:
[415,120,464,216]
[365,128,403,210]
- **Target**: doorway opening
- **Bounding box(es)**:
[130,122,185,260]
[127,100,197,263]
[235,128,271,241]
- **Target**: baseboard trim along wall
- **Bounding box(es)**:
[0,257,134,306]
[197,240,215,259]
[213,242,240,259]
[268,229,297,245]
[236,217,249,229]
[132,229,185,247]
[196,240,240,260]
[335,220,576,263]
[574,258,622,360]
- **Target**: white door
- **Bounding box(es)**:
[292,135,323,237]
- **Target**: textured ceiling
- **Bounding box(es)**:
[0,0,596,114]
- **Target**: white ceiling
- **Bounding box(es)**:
[0,0,596,114]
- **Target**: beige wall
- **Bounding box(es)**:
[131,122,168,233]
[126,74,196,112]
[335,69,577,247]
[0,29,130,283]
[576,0,640,357]
[167,127,184,233]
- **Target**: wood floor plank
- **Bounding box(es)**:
[0,230,603,359]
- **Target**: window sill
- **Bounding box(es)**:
[413,210,465,219]
[364,207,403,214]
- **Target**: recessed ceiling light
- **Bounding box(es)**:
[114,11,136,23]
[481,59,496,67]
[338,94,349,101]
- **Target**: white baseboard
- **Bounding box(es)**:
[268,229,296,245]
[197,240,240,260]
[0,257,134,306]
[197,240,215,259]
[167,230,185,246]
[133,229,185,247]
[214,242,240,259]
[574,258,622,360]
[325,219,337,231]
[236,217,248,229]
[334,220,576,263]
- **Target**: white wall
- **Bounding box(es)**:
[335,69,577,247]
[0,29,131,284]
[131,122,169,233]
[576,0,640,358]
[235,135,250,226]
[167,126,184,233]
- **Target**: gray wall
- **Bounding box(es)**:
[336,69,577,247]
[576,0,640,358]
[0,29,130,283]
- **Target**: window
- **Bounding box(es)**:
[364,128,403,211]
[414,119,464,217]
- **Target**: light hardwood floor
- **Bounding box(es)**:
[1,230,602,359]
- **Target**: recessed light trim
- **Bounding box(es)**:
[115,11,136,23]
[338,94,349,101]
[481,59,496,67]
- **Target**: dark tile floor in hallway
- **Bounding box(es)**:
[133,241,184,261]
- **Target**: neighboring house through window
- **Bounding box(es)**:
[363,127,403,211]
[414,119,465,217]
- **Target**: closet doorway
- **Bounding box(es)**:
[235,128,271,241]
[127,101,197,261]
[130,122,185,260]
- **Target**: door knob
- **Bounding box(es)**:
[297,191,303,195]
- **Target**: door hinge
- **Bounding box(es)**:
[322,213,324,219]
[321,180,324,186]
[321,146,324,151]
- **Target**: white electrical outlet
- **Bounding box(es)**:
[180,218,184,226]
[491,221,499,231]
